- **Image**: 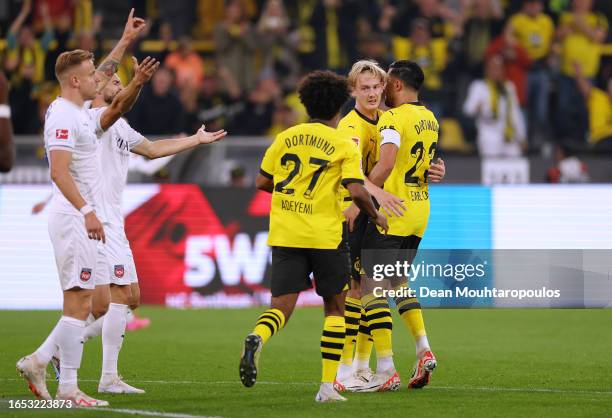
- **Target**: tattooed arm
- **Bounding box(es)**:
[96,8,146,93]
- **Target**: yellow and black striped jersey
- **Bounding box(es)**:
[376,102,439,237]
[260,122,364,249]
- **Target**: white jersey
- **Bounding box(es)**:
[44,97,107,219]
[96,115,145,225]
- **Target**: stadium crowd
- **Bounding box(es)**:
[1,0,611,155]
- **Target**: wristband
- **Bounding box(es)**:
[79,204,94,216]
[0,104,10,119]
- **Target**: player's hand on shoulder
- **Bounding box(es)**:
[428,157,445,183]
[372,188,406,217]
[132,56,160,84]
[84,212,106,243]
[343,203,360,232]
[196,124,227,144]
[374,212,389,235]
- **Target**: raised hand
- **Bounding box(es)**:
[121,8,147,42]
[132,56,160,84]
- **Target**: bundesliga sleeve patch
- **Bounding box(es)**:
[56,129,69,140]
[80,268,92,282]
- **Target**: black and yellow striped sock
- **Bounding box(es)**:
[252,308,286,344]
[355,307,374,363]
[362,296,393,358]
[339,297,361,366]
[321,315,345,383]
[394,288,426,340]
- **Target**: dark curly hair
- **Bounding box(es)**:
[298,70,349,121]
[388,60,425,92]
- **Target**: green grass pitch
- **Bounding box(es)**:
[1,308,611,417]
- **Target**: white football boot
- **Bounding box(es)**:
[315,383,348,402]
[56,386,109,407]
[16,355,51,400]
[98,375,145,394]
[354,368,401,392]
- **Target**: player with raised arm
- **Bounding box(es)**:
[238,71,388,402]
[334,60,404,392]
[358,60,444,392]
[16,9,147,407]
[50,70,226,394]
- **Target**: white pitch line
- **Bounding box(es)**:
[4,378,612,396]
[88,407,222,418]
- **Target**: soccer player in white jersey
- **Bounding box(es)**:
[16,9,151,407]
[54,73,226,394]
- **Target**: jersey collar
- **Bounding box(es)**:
[354,108,379,125]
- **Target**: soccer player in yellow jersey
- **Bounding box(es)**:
[238,70,388,403]
[360,60,443,391]
[334,61,404,392]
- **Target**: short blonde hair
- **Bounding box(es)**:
[347,60,387,89]
[55,49,94,81]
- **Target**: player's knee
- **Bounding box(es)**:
[92,303,108,318]
[110,284,132,305]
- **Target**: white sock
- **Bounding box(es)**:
[336,363,353,381]
[353,358,370,372]
[83,315,105,342]
[34,321,61,364]
[101,303,128,377]
[126,308,135,323]
[56,316,86,390]
[415,335,430,355]
[376,356,395,373]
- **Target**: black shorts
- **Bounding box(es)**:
[347,212,369,282]
[270,240,351,298]
[361,221,422,279]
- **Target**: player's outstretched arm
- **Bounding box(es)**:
[49,150,105,242]
[95,8,146,93]
[131,125,227,159]
[346,182,388,234]
[100,56,159,131]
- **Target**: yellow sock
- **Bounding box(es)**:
[252,308,286,344]
[321,315,345,383]
[339,297,360,365]
[362,296,393,358]
[355,307,374,362]
[394,290,426,339]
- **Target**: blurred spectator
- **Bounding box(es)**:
[463,55,526,157]
[393,18,449,118]
[555,0,608,144]
[546,145,589,183]
[128,66,184,135]
[138,22,174,63]
[387,0,459,40]
[165,36,205,90]
[268,103,298,137]
[194,0,225,39]
[0,71,14,173]
[229,165,247,187]
[458,0,504,77]
[485,25,531,108]
[197,69,245,131]
[230,75,282,135]
[508,0,555,145]
[257,0,300,90]
[214,0,258,93]
[307,0,359,72]
[157,0,196,38]
[575,69,612,151]
[358,33,393,69]
[4,0,54,85]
